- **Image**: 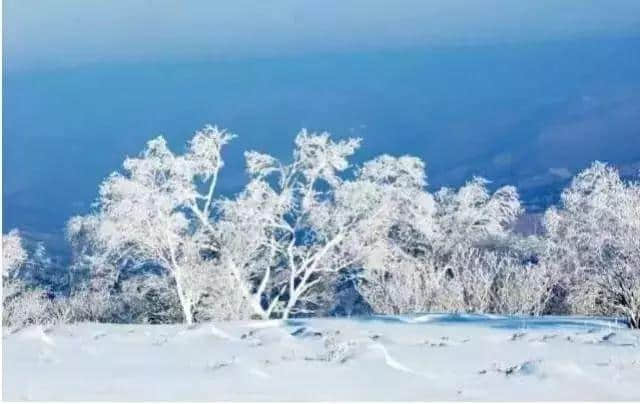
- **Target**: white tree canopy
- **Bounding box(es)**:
[218,130,399,319]
[543,161,640,327]
[68,125,240,324]
[56,125,639,328]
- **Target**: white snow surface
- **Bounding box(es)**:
[3,314,640,401]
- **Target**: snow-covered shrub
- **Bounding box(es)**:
[543,162,640,328]
[2,230,52,330]
[191,269,252,322]
[434,178,558,316]
[427,179,543,315]
[66,215,121,294]
[359,247,445,314]
[116,274,183,323]
[3,285,51,329]
[67,216,175,323]
[434,247,501,313]
[356,170,544,316]
[490,257,557,316]
[3,230,91,328]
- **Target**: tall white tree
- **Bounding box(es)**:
[544,161,640,328]
[217,130,392,319]
[69,125,243,324]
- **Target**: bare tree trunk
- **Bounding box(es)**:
[282,298,294,320]
[172,268,193,325]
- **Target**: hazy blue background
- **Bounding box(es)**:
[3,1,640,258]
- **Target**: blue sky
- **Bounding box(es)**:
[6,0,640,71]
[3,1,640,256]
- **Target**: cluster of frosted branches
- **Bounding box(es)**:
[542,162,640,328]
[3,125,639,328]
[2,230,50,329]
[356,176,555,317]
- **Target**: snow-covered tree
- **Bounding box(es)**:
[437,245,555,315]
[2,230,51,329]
[69,125,244,324]
[543,162,640,328]
[433,177,522,250]
[3,230,28,277]
[217,130,391,319]
[429,178,537,313]
[353,155,441,314]
[356,170,544,315]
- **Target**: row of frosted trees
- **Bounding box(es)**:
[3,126,640,329]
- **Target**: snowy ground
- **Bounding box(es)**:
[3,314,640,401]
